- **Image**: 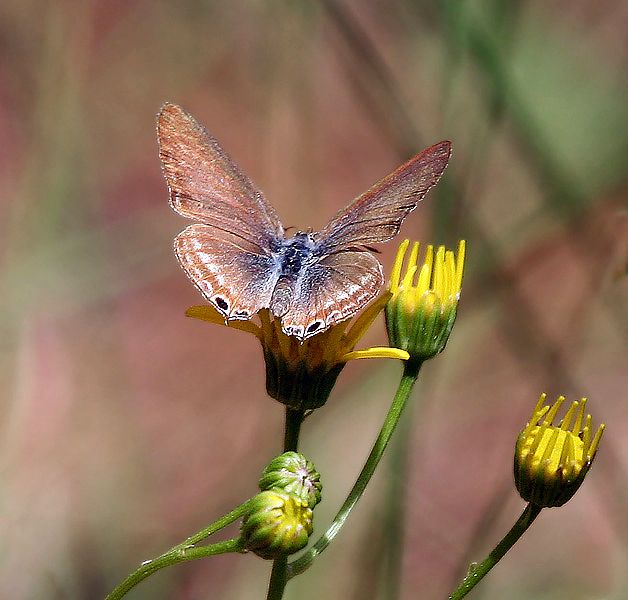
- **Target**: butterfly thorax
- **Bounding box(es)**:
[269,232,318,317]
[273,232,318,278]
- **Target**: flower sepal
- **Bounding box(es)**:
[263,352,344,411]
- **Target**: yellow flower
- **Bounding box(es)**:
[514,393,605,508]
[386,239,465,363]
[186,293,408,410]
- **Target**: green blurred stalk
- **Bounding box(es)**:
[105,500,253,600]
[379,397,414,600]
[287,361,422,579]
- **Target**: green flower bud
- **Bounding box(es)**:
[258,451,322,508]
[386,240,465,363]
[514,394,605,508]
[241,490,313,560]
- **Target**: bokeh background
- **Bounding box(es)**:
[1,1,626,599]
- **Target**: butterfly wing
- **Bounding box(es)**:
[280,251,383,339]
[158,103,283,250]
[313,141,451,253]
[175,224,282,320]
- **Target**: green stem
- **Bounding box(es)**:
[105,538,244,600]
[287,360,422,579]
[105,500,252,600]
[176,498,254,548]
[380,388,415,600]
[448,503,543,600]
[266,556,288,600]
[265,407,306,600]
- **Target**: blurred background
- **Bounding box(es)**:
[0,1,626,599]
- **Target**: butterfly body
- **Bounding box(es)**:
[267,233,313,317]
[273,232,318,279]
[158,103,451,340]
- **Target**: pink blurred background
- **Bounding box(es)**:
[0,1,626,599]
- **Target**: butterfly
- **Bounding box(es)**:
[158,103,451,340]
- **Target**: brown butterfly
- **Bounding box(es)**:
[158,103,451,340]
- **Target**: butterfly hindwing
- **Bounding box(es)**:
[280,251,383,339]
[175,224,281,320]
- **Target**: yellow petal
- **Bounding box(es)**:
[185,305,262,339]
[588,424,605,458]
[454,240,466,291]
[344,292,391,350]
[389,240,409,293]
[342,346,409,362]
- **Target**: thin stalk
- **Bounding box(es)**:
[287,360,422,579]
[266,557,288,600]
[105,538,244,600]
[448,503,543,600]
[105,499,252,600]
[284,408,305,452]
[380,392,415,600]
[265,407,306,600]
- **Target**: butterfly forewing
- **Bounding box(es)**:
[175,224,281,320]
[158,103,283,251]
[314,141,451,253]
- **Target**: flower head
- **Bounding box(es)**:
[187,293,408,410]
[514,393,605,508]
[241,490,313,560]
[386,239,465,363]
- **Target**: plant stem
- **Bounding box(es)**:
[266,556,288,600]
[265,407,306,600]
[380,387,415,600]
[448,502,543,600]
[287,360,422,579]
[284,408,305,452]
[176,499,254,548]
[105,500,252,600]
[105,538,244,600]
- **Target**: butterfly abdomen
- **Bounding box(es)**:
[269,233,318,318]
[270,279,294,317]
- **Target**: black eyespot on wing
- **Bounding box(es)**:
[306,321,322,334]
[215,297,229,311]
